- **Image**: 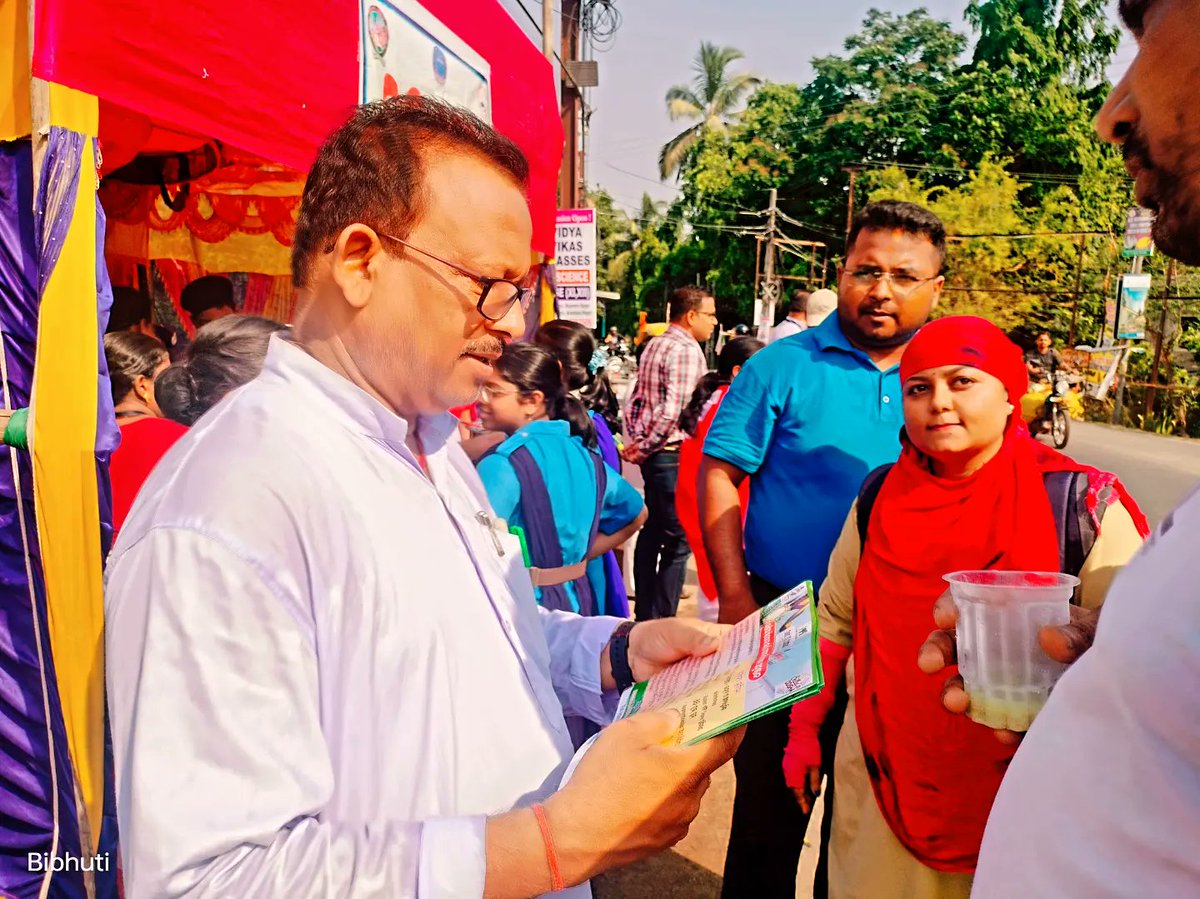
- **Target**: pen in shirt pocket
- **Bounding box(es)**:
[475,511,506,556]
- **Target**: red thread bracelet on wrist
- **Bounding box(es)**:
[532,802,565,892]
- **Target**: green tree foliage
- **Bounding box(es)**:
[864,159,1084,330]
[591,5,1200,434]
[966,0,1121,88]
[658,43,762,180]
[586,189,675,331]
[596,4,1141,330]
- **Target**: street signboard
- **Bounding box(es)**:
[1117,273,1152,340]
[1121,206,1155,258]
[555,209,598,329]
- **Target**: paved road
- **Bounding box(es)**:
[1062,421,1200,525]
[597,422,1198,898]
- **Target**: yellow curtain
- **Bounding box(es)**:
[31,82,105,853]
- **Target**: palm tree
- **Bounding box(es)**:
[659,43,762,180]
[606,193,668,289]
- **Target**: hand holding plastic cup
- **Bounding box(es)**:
[943,571,1080,732]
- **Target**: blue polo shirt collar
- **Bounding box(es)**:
[811,314,902,372]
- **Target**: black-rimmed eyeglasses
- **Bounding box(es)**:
[378,232,534,321]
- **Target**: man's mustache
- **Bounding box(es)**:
[1123,127,1156,177]
[462,338,505,357]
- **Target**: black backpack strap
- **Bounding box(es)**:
[856,463,895,546]
[855,464,1107,589]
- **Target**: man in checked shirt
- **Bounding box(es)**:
[622,286,718,620]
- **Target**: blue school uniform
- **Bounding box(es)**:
[478,419,643,616]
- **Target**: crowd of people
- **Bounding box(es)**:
[94,2,1199,896]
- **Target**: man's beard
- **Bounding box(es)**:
[839,309,921,351]
[853,325,922,350]
[1124,130,1200,265]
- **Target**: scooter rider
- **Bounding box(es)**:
[1025,331,1063,384]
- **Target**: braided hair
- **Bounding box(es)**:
[533,320,621,435]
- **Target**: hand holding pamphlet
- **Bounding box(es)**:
[614,581,823,746]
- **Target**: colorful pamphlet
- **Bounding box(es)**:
[614,581,823,745]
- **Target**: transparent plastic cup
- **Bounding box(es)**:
[943,570,1079,732]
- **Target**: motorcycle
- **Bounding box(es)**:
[1023,372,1074,449]
[603,340,637,380]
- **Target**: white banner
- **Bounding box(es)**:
[360,1,491,122]
[555,209,597,329]
[1117,273,1152,340]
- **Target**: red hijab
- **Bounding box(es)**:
[852,316,1148,872]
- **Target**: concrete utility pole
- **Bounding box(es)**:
[756,188,779,341]
[542,0,554,60]
[558,0,582,208]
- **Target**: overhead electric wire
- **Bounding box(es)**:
[773,209,842,241]
[511,0,585,93]
[593,208,763,236]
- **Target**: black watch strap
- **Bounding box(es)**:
[610,621,637,693]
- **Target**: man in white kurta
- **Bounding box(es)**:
[107,335,613,895]
[105,97,738,898]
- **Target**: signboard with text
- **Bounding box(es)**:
[1117,273,1152,340]
[360,0,491,121]
[1122,206,1155,258]
[555,209,597,329]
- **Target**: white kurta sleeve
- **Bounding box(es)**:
[105,527,486,899]
[537,607,622,725]
[974,489,1200,897]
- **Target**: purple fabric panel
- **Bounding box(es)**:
[93,142,116,558]
[35,129,85,297]
[586,413,630,617]
[0,138,86,899]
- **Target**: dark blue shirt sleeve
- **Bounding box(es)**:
[702,353,779,475]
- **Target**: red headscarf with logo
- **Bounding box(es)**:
[852,316,1148,872]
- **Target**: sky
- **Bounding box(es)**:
[525,0,1141,213]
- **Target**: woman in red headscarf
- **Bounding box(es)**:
[782,316,1149,898]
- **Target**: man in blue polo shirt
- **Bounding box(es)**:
[701,200,946,898]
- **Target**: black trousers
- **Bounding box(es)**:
[633,450,692,620]
[721,575,849,899]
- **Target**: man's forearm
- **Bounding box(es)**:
[699,458,755,623]
[485,806,589,898]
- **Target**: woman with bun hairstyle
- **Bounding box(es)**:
[104,331,188,537]
[533,319,622,461]
[156,315,287,426]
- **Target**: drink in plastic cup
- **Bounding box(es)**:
[943,571,1080,732]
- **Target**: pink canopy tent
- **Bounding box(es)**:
[34,0,563,252]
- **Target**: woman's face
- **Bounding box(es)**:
[903,365,1012,465]
[136,357,170,418]
[477,374,539,435]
